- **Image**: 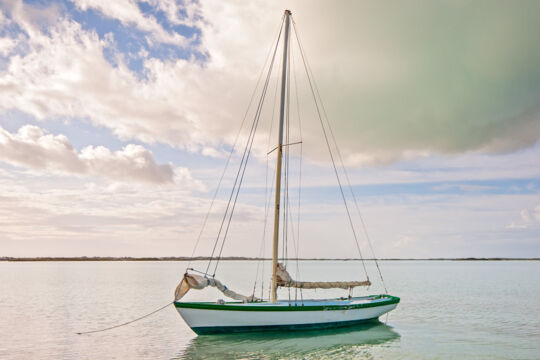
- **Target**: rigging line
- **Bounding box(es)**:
[189,15,285,272]
[279,24,287,263]
[251,148,271,297]
[284,37,292,263]
[316,128,388,292]
[211,16,284,273]
[212,40,279,276]
[262,169,276,299]
[291,40,303,301]
[345,174,388,291]
[251,225,265,297]
[292,26,388,294]
[213,97,266,276]
[281,31,289,263]
[284,159,292,293]
[285,199,300,261]
[316,115,388,293]
[260,160,277,298]
[205,22,283,276]
[204,98,259,275]
[297,31,385,293]
[252,73,280,297]
[253,162,276,299]
[257,58,282,299]
[76,301,173,335]
[267,141,302,155]
[212,81,273,275]
[291,19,369,280]
[291,39,299,302]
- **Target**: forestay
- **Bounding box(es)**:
[276,263,371,289]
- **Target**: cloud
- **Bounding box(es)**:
[506,207,540,229]
[0,35,18,56]
[0,124,175,184]
[1,0,540,166]
[0,2,242,155]
[147,0,201,27]
[0,167,258,257]
[71,0,191,47]
[291,1,540,160]
[520,209,532,223]
[392,234,416,248]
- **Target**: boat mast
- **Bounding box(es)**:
[271,9,291,303]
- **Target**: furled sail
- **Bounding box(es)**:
[276,263,371,289]
[175,272,259,302]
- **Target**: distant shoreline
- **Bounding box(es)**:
[1,256,538,262]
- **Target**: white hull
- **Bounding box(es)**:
[175,295,399,334]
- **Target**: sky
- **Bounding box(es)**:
[0,0,539,259]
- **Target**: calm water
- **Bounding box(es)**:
[0,260,538,359]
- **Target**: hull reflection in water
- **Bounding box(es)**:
[174,321,399,360]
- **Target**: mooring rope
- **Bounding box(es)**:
[76,300,173,335]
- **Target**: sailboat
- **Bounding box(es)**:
[174,10,399,335]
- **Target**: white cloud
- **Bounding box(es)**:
[0,154,538,258]
[0,0,539,259]
[535,205,540,222]
[0,124,176,184]
[520,209,532,223]
[506,207,540,230]
[0,167,259,257]
[392,234,416,248]
[506,222,528,230]
[140,0,201,27]
[72,0,191,47]
[0,36,17,56]
[1,1,538,167]
[0,4,246,155]
[201,146,226,158]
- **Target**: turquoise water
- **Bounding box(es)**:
[0,260,538,359]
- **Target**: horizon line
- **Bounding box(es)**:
[1,256,539,262]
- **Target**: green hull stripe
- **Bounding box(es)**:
[191,317,380,335]
[175,295,399,312]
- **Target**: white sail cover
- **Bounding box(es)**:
[175,273,259,302]
[276,263,371,289]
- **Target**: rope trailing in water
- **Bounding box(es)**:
[76,300,173,335]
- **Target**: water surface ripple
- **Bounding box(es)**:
[1,260,538,359]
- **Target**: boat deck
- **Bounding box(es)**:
[175,294,399,311]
